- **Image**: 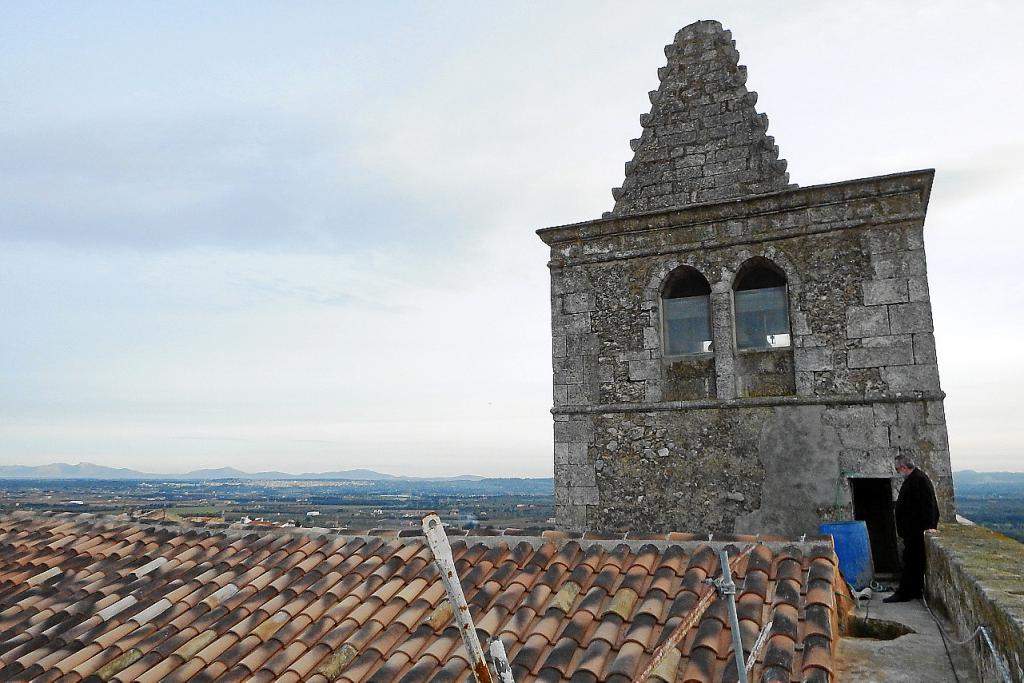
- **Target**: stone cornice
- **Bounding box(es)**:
[552,390,945,415]
[536,169,935,256]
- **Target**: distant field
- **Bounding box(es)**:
[164,506,220,517]
[954,471,1024,543]
[955,497,1024,542]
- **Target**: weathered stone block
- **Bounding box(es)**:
[568,443,588,465]
[847,306,890,338]
[735,348,795,398]
[841,452,896,477]
[863,227,903,254]
[924,400,946,425]
[889,423,949,451]
[553,357,584,385]
[906,225,925,250]
[552,335,566,358]
[795,346,831,371]
[566,333,598,356]
[872,402,899,426]
[553,419,591,444]
[862,278,909,306]
[789,309,811,336]
[563,291,596,314]
[564,312,592,334]
[566,383,590,405]
[628,359,660,381]
[554,485,569,503]
[556,503,588,529]
[551,270,589,298]
[913,332,937,364]
[572,486,600,504]
[871,249,927,279]
[567,464,597,488]
[896,400,946,426]
[823,404,874,427]
[796,370,814,396]
[847,335,914,368]
[643,326,660,350]
[888,302,933,334]
[838,425,890,449]
[908,276,930,302]
[882,364,941,392]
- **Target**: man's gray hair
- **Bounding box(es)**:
[894,453,916,469]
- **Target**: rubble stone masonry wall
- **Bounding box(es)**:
[539,170,955,536]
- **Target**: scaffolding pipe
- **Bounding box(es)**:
[716,548,749,683]
[423,513,493,683]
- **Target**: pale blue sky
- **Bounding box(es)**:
[2,2,1022,475]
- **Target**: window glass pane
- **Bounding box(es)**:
[735,286,790,350]
[664,295,712,355]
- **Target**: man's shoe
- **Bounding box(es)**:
[882,592,912,603]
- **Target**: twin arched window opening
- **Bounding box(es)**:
[661,258,791,356]
[662,267,713,355]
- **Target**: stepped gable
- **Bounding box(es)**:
[0,512,848,682]
[610,20,792,216]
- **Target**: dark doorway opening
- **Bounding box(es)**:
[850,477,900,573]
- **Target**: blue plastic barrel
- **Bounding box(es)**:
[819,521,874,590]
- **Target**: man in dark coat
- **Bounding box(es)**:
[885,454,940,602]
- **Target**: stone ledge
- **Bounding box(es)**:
[551,390,945,415]
[925,523,1024,682]
[537,168,935,249]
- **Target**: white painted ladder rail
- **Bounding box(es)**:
[745,618,773,678]
[422,513,515,683]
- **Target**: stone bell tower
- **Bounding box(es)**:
[537,20,955,551]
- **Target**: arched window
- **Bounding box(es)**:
[661,266,713,356]
[733,258,791,350]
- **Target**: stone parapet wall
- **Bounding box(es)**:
[926,523,1024,682]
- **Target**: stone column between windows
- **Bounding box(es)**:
[710,284,736,400]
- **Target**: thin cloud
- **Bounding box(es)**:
[1,2,1023,475]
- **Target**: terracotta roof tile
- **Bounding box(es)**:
[622,612,657,650]
[575,587,606,618]
[0,512,847,682]
[574,636,612,678]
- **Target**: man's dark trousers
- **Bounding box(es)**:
[899,532,926,597]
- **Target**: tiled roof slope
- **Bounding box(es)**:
[0,513,847,682]
[610,20,792,216]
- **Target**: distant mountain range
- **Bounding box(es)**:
[953,470,1024,485]
[0,462,490,482]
